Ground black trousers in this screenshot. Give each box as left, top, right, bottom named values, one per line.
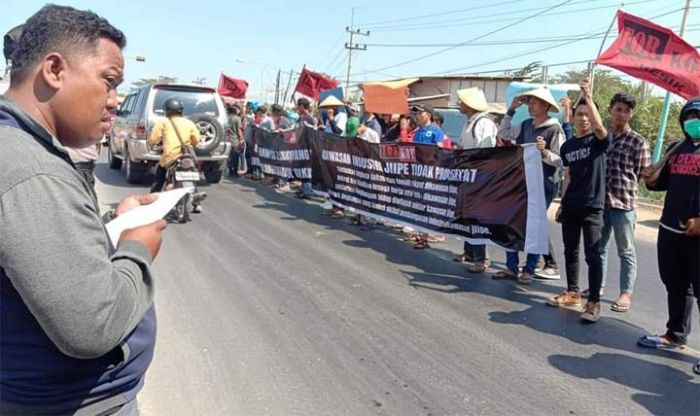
left=150, top=165, right=167, bottom=193
left=658, top=227, right=700, bottom=345
left=561, top=206, right=604, bottom=302
left=462, top=241, right=487, bottom=262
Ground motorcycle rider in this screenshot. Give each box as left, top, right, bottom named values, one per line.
left=148, top=97, right=206, bottom=212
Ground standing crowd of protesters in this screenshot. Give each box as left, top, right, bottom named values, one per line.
left=225, top=81, right=700, bottom=375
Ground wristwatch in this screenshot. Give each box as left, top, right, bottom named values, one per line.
left=101, top=208, right=117, bottom=223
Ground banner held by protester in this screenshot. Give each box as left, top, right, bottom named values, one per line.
left=254, top=126, right=548, bottom=253
left=252, top=127, right=313, bottom=180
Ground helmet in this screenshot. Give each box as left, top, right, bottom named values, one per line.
left=163, top=98, right=183, bottom=115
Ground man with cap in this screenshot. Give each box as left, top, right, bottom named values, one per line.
left=638, top=96, right=700, bottom=375
left=412, top=104, right=445, bottom=147
left=496, top=87, right=565, bottom=284
left=452, top=87, right=498, bottom=273
left=318, top=95, right=347, bottom=135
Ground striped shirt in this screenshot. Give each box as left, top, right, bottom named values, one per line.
left=605, top=126, right=651, bottom=211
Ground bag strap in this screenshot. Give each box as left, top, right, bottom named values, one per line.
left=168, top=117, right=188, bottom=149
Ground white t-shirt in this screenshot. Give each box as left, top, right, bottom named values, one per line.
left=359, top=128, right=380, bottom=144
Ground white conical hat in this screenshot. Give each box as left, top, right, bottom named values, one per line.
left=318, top=95, right=344, bottom=108
left=456, top=87, right=489, bottom=112
left=517, top=87, right=560, bottom=113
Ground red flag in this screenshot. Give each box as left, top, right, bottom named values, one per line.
left=293, top=68, right=339, bottom=100
left=217, top=74, right=249, bottom=99
left=596, top=10, right=700, bottom=99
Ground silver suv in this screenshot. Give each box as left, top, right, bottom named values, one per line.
left=108, top=83, right=231, bottom=184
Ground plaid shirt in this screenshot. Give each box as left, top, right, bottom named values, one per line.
left=605, top=126, right=651, bottom=210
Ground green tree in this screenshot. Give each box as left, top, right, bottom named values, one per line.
left=551, top=68, right=683, bottom=152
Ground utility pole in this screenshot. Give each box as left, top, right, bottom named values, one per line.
left=274, top=69, right=281, bottom=105
left=283, top=69, right=294, bottom=106
left=344, top=7, right=369, bottom=92
left=652, top=0, right=692, bottom=163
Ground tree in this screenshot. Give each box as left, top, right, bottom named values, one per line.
left=551, top=68, right=683, bottom=152
left=512, top=61, right=543, bottom=82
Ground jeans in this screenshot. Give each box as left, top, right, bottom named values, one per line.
left=506, top=179, right=557, bottom=273
left=657, top=227, right=700, bottom=345
left=463, top=241, right=487, bottom=263
left=600, top=208, right=637, bottom=294
left=244, top=141, right=260, bottom=175
left=301, top=180, right=313, bottom=195
left=561, top=206, right=604, bottom=302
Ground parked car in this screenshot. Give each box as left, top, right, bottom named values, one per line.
left=108, top=83, right=231, bottom=184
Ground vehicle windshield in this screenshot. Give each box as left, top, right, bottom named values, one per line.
left=152, top=88, right=219, bottom=117
left=436, top=110, right=466, bottom=140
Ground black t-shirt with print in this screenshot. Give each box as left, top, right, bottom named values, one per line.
left=561, top=132, right=611, bottom=209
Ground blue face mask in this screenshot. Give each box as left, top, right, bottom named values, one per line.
left=684, top=119, right=700, bottom=141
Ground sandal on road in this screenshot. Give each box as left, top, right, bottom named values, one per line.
left=637, top=335, right=685, bottom=350
left=453, top=253, right=472, bottom=263
left=611, top=301, right=631, bottom=313
left=492, top=270, right=517, bottom=280
left=413, top=239, right=430, bottom=249
left=517, top=271, right=533, bottom=286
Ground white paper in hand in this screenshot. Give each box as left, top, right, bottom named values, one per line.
left=105, top=187, right=193, bottom=246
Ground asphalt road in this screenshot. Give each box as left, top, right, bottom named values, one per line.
left=93, top=154, right=700, bottom=416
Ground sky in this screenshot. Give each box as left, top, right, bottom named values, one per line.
left=1, top=0, right=698, bottom=101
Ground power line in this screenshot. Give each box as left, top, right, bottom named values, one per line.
left=317, top=32, right=345, bottom=69
left=366, top=0, right=608, bottom=31
left=362, top=24, right=700, bottom=48
left=350, top=0, right=577, bottom=77
left=324, top=47, right=346, bottom=73
left=369, top=0, right=659, bottom=32
left=356, top=0, right=525, bottom=28
left=435, top=6, right=687, bottom=76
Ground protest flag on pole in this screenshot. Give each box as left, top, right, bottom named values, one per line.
left=293, top=67, right=339, bottom=101
left=596, top=10, right=700, bottom=100
left=217, top=74, right=249, bottom=99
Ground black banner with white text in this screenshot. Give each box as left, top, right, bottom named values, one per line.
left=254, top=126, right=548, bottom=253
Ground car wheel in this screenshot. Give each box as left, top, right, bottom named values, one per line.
left=188, top=114, right=223, bottom=154
left=204, top=163, right=223, bottom=184
left=108, top=141, right=122, bottom=169
left=123, top=147, right=144, bottom=184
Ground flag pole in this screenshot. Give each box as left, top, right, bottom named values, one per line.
left=590, top=8, right=620, bottom=93
left=652, top=0, right=692, bottom=163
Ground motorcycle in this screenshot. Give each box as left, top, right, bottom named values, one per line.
left=164, top=154, right=204, bottom=223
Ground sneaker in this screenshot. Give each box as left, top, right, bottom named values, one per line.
left=581, top=301, right=601, bottom=322
left=547, top=291, right=582, bottom=307
left=192, top=204, right=202, bottom=214
left=534, top=266, right=561, bottom=280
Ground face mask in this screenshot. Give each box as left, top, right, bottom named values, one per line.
left=684, top=119, right=700, bottom=141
